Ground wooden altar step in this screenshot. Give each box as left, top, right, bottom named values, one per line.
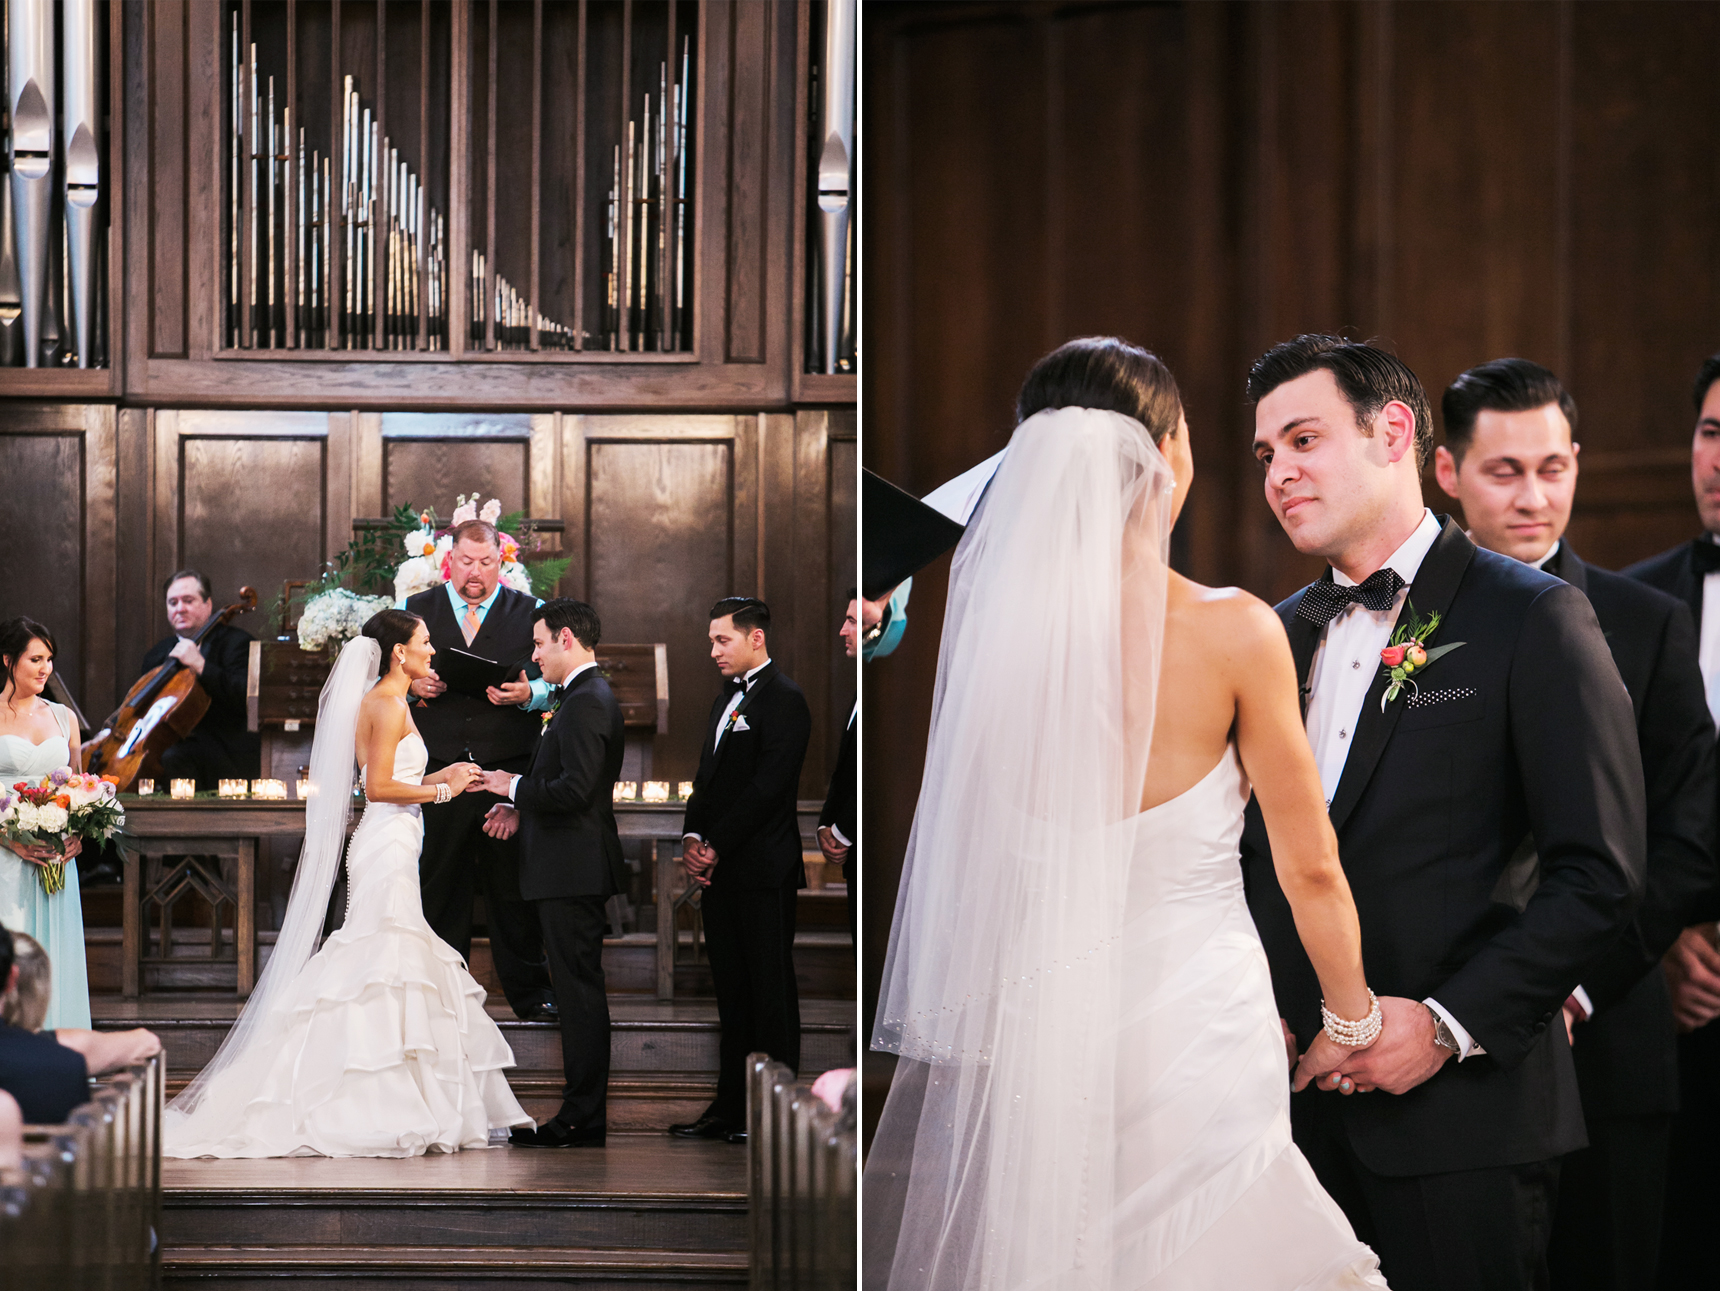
left=159, top=1137, right=749, bottom=1288
left=93, top=996, right=856, bottom=1129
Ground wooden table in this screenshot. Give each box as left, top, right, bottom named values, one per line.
left=116, top=797, right=826, bottom=1002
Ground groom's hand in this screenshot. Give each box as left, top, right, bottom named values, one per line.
left=1664, top=925, right=1720, bottom=1032
left=1335, top=997, right=1453, bottom=1095
left=483, top=805, right=519, bottom=840
left=473, top=768, right=514, bottom=796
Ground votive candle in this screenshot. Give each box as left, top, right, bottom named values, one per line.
left=642, top=781, right=670, bottom=803
left=676, top=781, right=694, bottom=800
left=170, top=779, right=196, bottom=800
left=135, top=779, right=155, bottom=796
left=613, top=781, right=639, bottom=803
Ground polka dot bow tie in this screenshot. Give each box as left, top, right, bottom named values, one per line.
left=1295, top=567, right=1407, bottom=628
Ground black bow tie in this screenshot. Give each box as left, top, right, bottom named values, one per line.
left=1295, top=567, right=1408, bottom=628
left=727, top=675, right=750, bottom=695
left=1692, top=538, right=1720, bottom=576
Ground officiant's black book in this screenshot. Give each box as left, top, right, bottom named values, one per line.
left=437, top=647, right=512, bottom=697
left=863, top=468, right=967, bottom=599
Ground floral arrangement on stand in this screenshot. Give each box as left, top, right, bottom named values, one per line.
left=283, top=493, right=572, bottom=652
left=0, top=770, right=125, bottom=895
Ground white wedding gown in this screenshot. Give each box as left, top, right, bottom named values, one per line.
left=164, top=731, right=531, bottom=1158
left=1110, top=745, right=1386, bottom=1288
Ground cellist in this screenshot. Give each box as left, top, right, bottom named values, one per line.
left=139, top=571, right=261, bottom=790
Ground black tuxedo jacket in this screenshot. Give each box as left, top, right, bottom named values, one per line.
left=1241, top=518, right=1646, bottom=1176
left=143, top=621, right=261, bottom=773
left=513, top=666, right=628, bottom=902
left=1544, top=543, right=1718, bottom=1118
left=820, top=703, right=856, bottom=847
left=1623, top=536, right=1714, bottom=625
left=682, top=662, right=813, bottom=892
left=404, top=585, right=544, bottom=768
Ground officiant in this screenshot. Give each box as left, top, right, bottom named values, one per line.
left=402, top=519, right=558, bottom=1022
left=140, top=570, right=261, bottom=790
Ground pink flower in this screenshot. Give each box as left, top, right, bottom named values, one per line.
left=1380, top=645, right=1407, bottom=668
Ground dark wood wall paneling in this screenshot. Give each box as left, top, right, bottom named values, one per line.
left=864, top=0, right=1720, bottom=1018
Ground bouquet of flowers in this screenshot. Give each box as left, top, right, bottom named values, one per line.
left=0, top=770, right=125, bottom=895
left=297, top=587, right=394, bottom=651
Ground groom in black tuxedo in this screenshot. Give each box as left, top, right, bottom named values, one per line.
left=474, top=598, right=626, bottom=1148
left=1435, top=358, right=1718, bottom=1291
left=1241, top=336, right=1647, bottom=1291
left=670, top=597, right=812, bottom=1144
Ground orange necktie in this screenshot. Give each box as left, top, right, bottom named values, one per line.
left=462, top=604, right=480, bottom=646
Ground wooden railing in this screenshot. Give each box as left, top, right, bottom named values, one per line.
left=746, top=1054, right=856, bottom=1291
left=0, top=1053, right=165, bottom=1290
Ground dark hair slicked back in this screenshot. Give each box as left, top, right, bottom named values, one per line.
left=533, top=598, right=601, bottom=651
left=1694, top=354, right=1720, bottom=415
left=1247, top=334, right=1435, bottom=471
left=1016, top=336, right=1183, bottom=444
left=1441, top=358, right=1578, bottom=464
left=362, top=609, right=425, bottom=678
left=711, top=596, right=770, bottom=638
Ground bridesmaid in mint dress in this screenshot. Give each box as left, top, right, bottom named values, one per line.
left=0, top=618, right=91, bottom=1030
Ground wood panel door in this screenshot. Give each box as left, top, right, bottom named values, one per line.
left=0, top=406, right=118, bottom=721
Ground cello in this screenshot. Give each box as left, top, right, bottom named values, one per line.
left=86, top=587, right=258, bottom=790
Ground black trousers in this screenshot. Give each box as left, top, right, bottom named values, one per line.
left=1657, top=1021, right=1720, bottom=1289
left=1295, top=1092, right=1561, bottom=1291
left=1549, top=1114, right=1672, bottom=1291
left=418, top=755, right=553, bottom=1016
left=701, top=882, right=800, bottom=1122
left=536, top=893, right=611, bottom=1130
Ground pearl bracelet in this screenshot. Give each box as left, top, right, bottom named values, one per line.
left=433, top=783, right=451, bottom=804
left=1320, top=990, right=1382, bottom=1049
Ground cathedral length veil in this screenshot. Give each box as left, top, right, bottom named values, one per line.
left=867, top=407, right=1176, bottom=1290
left=165, top=636, right=378, bottom=1132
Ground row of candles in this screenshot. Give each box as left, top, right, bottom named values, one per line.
left=135, top=778, right=304, bottom=800
left=133, top=778, right=696, bottom=802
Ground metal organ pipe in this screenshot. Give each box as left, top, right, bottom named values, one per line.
left=815, top=0, right=855, bottom=374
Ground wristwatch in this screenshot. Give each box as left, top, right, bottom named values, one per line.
left=1425, top=1004, right=1460, bottom=1056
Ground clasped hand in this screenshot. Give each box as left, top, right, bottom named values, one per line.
left=11, top=836, right=82, bottom=867
left=1287, top=996, right=1453, bottom=1097
left=683, top=838, right=718, bottom=888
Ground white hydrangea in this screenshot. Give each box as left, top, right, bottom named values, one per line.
left=34, top=803, right=68, bottom=832
left=298, top=589, right=394, bottom=652
left=393, top=556, right=442, bottom=602
left=12, top=802, right=39, bottom=831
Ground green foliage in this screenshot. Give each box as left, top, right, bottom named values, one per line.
left=525, top=553, right=573, bottom=597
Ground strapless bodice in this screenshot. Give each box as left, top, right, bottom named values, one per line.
left=0, top=733, right=72, bottom=783
left=361, top=732, right=428, bottom=792
left=1128, top=744, right=1252, bottom=909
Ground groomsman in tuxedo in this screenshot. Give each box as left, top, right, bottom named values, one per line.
left=1622, top=351, right=1720, bottom=1288
left=403, top=520, right=557, bottom=1021
left=1241, top=336, right=1646, bottom=1291
left=474, top=599, right=626, bottom=1148
left=141, top=570, right=261, bottom=789
left=1435, top=358, right=1717, bottom=1291
left=670, top=598, right=812, bottom=1144
left=818, top=593, right=859, bottom=947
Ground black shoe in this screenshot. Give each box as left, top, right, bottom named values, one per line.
left=512, top=1118, right=605, bottom=1148
left=724, top=1128, right=748, bottom=1145
left=519, top=1002, right=559, bottom=1023
left=668, top=1113, right=735, bottom=1140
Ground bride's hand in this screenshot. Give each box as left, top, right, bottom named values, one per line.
left=441, top=763, right=480, bottom=795
left=1293, top=1031, right=1361, bottom=1093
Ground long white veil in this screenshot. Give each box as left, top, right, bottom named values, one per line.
left=864, top=407, right=1176, bottom=1290
left=165, top=636, right=379, bottom=1134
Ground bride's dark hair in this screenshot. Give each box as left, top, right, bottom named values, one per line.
left=1017, top=336, right=1183, bottom=444
left=362, top=609, right=425, bottom=678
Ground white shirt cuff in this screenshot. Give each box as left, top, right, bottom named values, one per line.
left=1570, top=986, right=1595, bottom=1021
left=828, top=823, right=852, bottom=848
left=683, top=832, right=704, bottom=846
left=1423, top=997, right=1486, bottom=1059
left=507, top=774, right=520, bottom=803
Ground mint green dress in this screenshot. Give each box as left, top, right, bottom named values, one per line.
left=0, top=702, right=92, bottom=1030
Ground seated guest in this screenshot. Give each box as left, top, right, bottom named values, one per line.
left=0, top=925, right=89, bottom=1124
left=0, top=1089, right=20, bottom=1170
left=2, top=930, right=160, bottom=1076
left=138, top=569, right=261, bottom=790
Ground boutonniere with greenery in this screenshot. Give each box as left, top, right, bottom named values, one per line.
left=1379, top=601, right=1465, bottom=710
left=541, top=690, right=564, bottom=736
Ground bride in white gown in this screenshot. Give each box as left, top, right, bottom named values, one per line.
left=165, top=611, right=531, bottom=1158
left=865, top=338, right=1391, bottom=1289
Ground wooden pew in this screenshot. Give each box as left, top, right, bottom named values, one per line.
left=0, top=1053, right=164, bottom=1290
left=746, top=1054, right=857, bottom=1291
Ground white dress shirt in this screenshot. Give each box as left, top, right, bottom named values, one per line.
left=1696, top=536, right=1720, bottom=729
left=683, top=659, right=772, bottom=848
left=506, top=661, right=599, bottom=803
left=1303, top=510, right=1485, bottom=1059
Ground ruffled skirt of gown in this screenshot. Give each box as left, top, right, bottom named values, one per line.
left=163, top=795, right=531, bottom=1158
